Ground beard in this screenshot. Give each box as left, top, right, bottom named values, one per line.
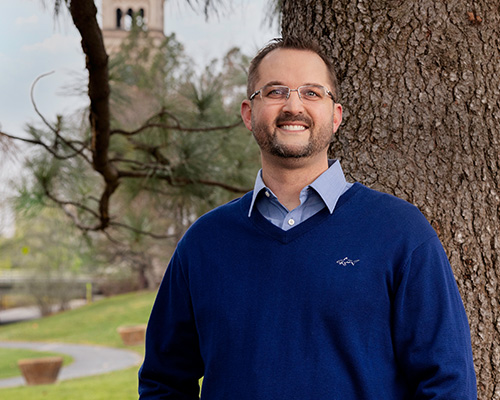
left=251, top=113, right=335, bottom=159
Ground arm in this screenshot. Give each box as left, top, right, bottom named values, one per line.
left=393, top=236, right=477, bottom=399
left=139, top=250, right=204, bottom=399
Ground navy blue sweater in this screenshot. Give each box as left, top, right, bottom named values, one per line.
left=139, top=183, right=477, bottom=399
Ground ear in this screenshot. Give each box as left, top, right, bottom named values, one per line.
left=333, top=103, right=343, bottom=133
left=240, top=99, right=253, bottom=131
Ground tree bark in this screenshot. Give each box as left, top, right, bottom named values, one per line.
left=281, top=0, right=499, bottom=398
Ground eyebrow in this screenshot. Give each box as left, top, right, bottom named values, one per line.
left=263, top=80, right=285, bottom=87
left=263, top=81, right=326, bottom=88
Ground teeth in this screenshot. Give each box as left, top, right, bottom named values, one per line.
left=280, top=125, right=307, bottom=131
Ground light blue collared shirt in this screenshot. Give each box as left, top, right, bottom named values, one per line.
left=248, top=160, right=352, bottom=231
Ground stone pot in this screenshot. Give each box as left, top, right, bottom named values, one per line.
left=18, top=356, right=63, bottom=385
left=117, top=324, right=147, bottom=346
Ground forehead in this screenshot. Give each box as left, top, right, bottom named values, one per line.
left=256, top=48, right=330, bottom=88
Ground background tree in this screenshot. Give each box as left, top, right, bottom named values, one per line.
left=93, top=28, right=258, bottom=287
left=0, top=208, right=93, bottom=316
left=1, top=0, right=255, bottom=233
left=279, top=0, right=499, bottom=397
left=0, top=6, right=259, bottom=288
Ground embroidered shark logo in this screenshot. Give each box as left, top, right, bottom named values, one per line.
left=336, top=257, right=360, bottom=267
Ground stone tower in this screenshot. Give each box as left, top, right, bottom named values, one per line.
left=102, top=0, right=165, bottom=54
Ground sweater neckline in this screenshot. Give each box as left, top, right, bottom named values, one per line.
left=241, top=182, right=362, bottom=244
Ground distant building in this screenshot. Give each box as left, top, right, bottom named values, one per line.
left=101, top=0, right=165, bottom=54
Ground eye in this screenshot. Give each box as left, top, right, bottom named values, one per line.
left=264, top=86, right=288, bottom=98
left=300, top=86, right=324, bottom=100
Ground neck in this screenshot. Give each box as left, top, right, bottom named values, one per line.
left=261, top=154, right=329, bottom=211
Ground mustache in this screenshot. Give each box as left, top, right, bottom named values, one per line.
left=275, top=113, right=312, bottom=127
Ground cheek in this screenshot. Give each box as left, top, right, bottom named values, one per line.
left=312, top=109, right=335, bottom=128
left=254, top=106, right=281, bottom=124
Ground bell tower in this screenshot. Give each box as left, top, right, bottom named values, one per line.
left=102, top=0, right=165, bottom=54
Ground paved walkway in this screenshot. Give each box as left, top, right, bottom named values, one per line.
left=0, top=299, right=89, bottom=325
left=0, top=341, right=143, bottom=388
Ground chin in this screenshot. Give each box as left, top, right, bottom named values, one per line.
left=270, top=145, right=313, bottom=159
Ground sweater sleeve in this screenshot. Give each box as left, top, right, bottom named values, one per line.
left=138, top=250, right=204, bottom=399
left=392, top=235, right=477, bottom=399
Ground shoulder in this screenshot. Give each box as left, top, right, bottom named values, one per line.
left=346, top=183, right=436, bottom=239
left=350, top=182, right=428, bottom=217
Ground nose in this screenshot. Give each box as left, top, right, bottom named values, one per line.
left=282, top=89, right=304, bottom=114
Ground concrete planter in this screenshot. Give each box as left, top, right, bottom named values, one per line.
left=117, top=324, right=147, bottom=346
left=17, top=356, right=63, bottom=385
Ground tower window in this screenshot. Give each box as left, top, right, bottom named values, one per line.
left=116, top=8, right=122, bottom=28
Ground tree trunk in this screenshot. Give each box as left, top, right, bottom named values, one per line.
left=281, top=0, right=499, bottom=398
left=69, top=0, right=119, bottom=230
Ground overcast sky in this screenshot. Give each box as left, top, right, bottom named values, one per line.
left=0, top=0, right=278, bottom=235
left=0, top=0, right=278, bottom=134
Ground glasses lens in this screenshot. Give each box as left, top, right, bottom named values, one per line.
left=299, top=85, right=327, bottom=101
left=258, top=85, right=331, bottom=103
left=261, top=86, right=289, bottom=103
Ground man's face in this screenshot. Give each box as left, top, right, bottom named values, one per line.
left=241, top=49, right=342, bottom=161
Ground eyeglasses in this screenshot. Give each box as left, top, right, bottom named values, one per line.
left=249, top=84, right=335, bottom=104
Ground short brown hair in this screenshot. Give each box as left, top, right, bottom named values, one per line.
left=247, top=36, right=340, bottom=102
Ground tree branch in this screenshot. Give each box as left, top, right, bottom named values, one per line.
left=69, top=0, right=119, bottom=229
left=30, top=71, right=58, bottom=134
left=42, top=186, right=102, bottom=232
left=0, top=130, right=91, bottom=162
left=117, top=168, right=250, bottom=193
left=0, top=131, right=46, bottom=146
left=108, top=221, right=177, bottom=240
left=42, top=181, right=176, bottom=239
left=30, top=72, right=94, bottom=163
left=110, top=118, right=243, bottom=136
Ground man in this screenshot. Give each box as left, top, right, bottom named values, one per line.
left=138, top=37, right=477, bottom=399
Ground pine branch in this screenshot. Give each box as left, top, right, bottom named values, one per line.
left=110, top=107, right=243, bottom=136
left=110, top=120, right=243, bottom=136
left=0, top=130, right=91, bottom=162
left=117, top=169, right=250, bottom=193
left=41, top=180, right=176, bottom=239
left=108, top=221, right=177, bottom=240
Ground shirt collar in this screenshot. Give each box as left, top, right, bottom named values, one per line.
left=248, top=159, right=348, bottom=217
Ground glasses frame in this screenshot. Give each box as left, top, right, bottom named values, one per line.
left=249, top=84, right=336, bottom=103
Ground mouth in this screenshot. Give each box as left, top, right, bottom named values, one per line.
left=278, top=124, right=308, bottom=132
left=276, top=115, right=311, bottom=133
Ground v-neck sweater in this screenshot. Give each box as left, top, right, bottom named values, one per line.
left=139, top=183, right=477, bottom=400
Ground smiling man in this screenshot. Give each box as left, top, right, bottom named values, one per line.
left=138, top=37, right=477, bottom=399
left=243, top=50, right=341, bottom=158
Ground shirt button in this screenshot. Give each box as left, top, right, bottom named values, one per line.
left=288, top=218, right=295, bottom=226
left=265, top=191, right=270, bottom=198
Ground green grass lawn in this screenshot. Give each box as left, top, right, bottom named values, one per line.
left=0, top=291, right=156, bottom=347
left=0, top=291, right=157, bottom=399
left=0, top=366, right=140, bottom=400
